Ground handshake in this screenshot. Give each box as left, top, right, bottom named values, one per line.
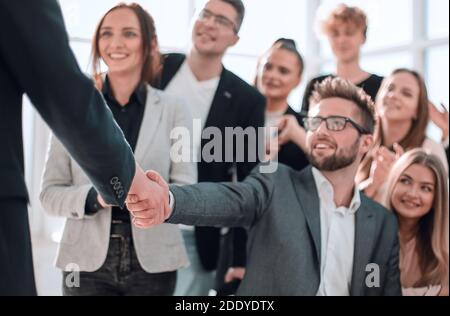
left=125, top=167, right=172, bottom=229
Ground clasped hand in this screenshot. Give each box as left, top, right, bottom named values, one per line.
left=126, top=169, right=171, bottom=229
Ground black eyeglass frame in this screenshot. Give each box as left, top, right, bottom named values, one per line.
left=302, top=115, right=371, bottom=135
left=198, top=9, right=239, bottom=34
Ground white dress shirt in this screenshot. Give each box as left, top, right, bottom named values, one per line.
left=165, top=60, right=220, bottom=158
left=165, top=60, right=220, bottom=231
left=312, top=167, right=361, bottom=296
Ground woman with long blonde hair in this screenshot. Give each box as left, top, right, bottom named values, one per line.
left=384, top=149, right=449, bottom=296
left=356, top=68, right=448, bottom=203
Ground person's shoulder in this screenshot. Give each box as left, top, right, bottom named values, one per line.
left=303, top=74, right=334, bottom=94
left=162, top=53, right=186, bottom=69
left=163, top=52, right=186, bottom=62
left=286, top=106, right=304, bottom=120
left=270, top=163, right=312, bottom=184
left=223, top=68, right=264, bottom=102
left=249, top=163, right=298, bottom=180
left=315, top=74, right=334, bottom=81
left=367, top=74, right=384, bottom=84
left=147, top=85, right=187, bottom=110
left=308, top=74, right=334, bottom=85
left=422, top=137, right=443, bottom=150
left=360, top=194, right=397, bottom=225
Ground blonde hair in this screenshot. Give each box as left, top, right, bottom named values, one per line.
left=383, top=149, right=449, bottom=288
left=321, top=3, right=368, bottom=38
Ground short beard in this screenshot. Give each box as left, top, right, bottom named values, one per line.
left=308, top=138, right=360, bottom=172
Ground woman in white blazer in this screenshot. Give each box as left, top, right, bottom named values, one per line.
left=40, top=3, right=196, bottom=296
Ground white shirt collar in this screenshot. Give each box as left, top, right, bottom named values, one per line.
left=311, top=167, right=361, bottom=215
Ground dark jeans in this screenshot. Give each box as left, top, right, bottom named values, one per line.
left=62, top=222, right=176, bottom=296
left=0, top=198, right=37, bottom=296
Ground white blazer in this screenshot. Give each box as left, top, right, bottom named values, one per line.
left=40, top=85, right=196, bottom=272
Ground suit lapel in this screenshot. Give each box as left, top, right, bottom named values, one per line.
left=291, top=167, right=322, bottom=266
left=160, top=54, right=186, bottom=90
left=134, top=86, right=163, bottom=162
left=350, top=199, right=376, bottom=296
left=203, top=68, right=234, bottom=130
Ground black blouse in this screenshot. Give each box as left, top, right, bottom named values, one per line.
left=301, top=74, right=384, bottom=113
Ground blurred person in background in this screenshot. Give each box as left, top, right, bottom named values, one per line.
left=356, top=69, right=448, bottom=204
left=302, top=3, right=383, bottom=113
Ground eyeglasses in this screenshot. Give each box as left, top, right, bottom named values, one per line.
left=198, top=9, right=238, bottom=34
left=302, top=116, right=370, bottom=134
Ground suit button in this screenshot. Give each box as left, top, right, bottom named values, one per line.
left=110, top=177, right=119, bottom=184
left=71, top=212, right=78, bottom=218
left=118, top=190, right=125, bottom=199
left=113, top=182, right=121, bottom=190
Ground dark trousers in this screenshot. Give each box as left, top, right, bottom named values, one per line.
left=0, top=198, right=37, bottom=296
left=215, top=229, right=241, bottom=296
left=62, top=222, right=176, bottom=296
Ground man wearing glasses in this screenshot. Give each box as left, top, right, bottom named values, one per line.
left=129, top=77, right=402, bottom=296
left=157, top=0, right=265, bottom=296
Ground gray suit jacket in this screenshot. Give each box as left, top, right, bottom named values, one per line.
left=169, top=165, right=401, bottom=296
left=40, top=86, right=196, bottom=272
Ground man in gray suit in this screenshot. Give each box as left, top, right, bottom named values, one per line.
left=128, top=77, right=401, bottom=296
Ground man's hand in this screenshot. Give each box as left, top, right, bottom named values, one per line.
left=224, top=267, right=246, bottom=283
left=126, top=169, right=171, bottom=229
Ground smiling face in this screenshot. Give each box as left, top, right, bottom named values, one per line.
left=258, top=47, right=301, bottom=101
left=192, top=0, right=239, bottom=57
left=391, top=163, right=436, bottom=222
left=376, top=71, right=420, bottom=123
left=98, top=8, right=144, bottom=76
left=306, top=97, right=372, bottom=171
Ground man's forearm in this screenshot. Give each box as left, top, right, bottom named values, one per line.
left=167, top=183, right=257, bottom=228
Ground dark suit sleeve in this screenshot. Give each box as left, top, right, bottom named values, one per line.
left=0, top=0, right=135, bottom=206
left=168, top=167, right=274, bottom=228
left=383, top=217, right=402, bottom=296
left=231, top=228, right=247, bottom=267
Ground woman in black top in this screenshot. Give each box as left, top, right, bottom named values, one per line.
left=256, top=38, right=309, bottom=171
left=302, top=4, right=383, bottom=113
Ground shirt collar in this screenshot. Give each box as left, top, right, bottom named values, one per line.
left=102, top=75, right=147, bottom=107
left=312, top=167, right=361, bottom=215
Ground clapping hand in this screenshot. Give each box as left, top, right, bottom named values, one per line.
left=277, top=115, right=307, bottom=151
left=428, top=101, right=449, bottom=142
left=370, top=143, right=404, bottom=188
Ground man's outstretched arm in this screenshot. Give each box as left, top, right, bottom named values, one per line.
left=0, top=1, right=163, bottom=207
left=127, top=169, right=275, bottom=229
